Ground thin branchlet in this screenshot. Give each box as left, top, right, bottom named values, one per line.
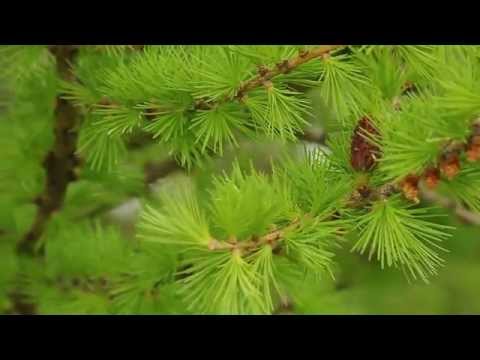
left=207, top=218, right=302, bottom=253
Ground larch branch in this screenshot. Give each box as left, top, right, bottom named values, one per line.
left=16, top=45, right=82, bottom=255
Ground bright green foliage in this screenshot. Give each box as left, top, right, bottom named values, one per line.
left=189, top=46, right=253, bottom=100
left=44, top=221, right=130, bottom=278
left=136, top=163, right=345, bottom=314
left=318, top=52, right=372, bottom=122
left=138, top=181, right=211, bottom=247
left=276, top=149, right=353, bottom=216
left=208, top=163, right=290, bottom=240
left=78, top=114, right=128, bottom=172
left=248, top=245, right=282, bottom=313
left=2, top=45, right=480, bottom=315
left=190, top=103, right=250, bottom=154
left=350, top=196, right=453, bottom=283
left=355, top=47, right=407, bottom=101
left=58, top=45, right=339, bottom=170
left=245, top=86, right=311, bottom=140
left=282, top=217, right=341, bottom=279
left=178, top=250, right=264, bottom=314
left=377, top=95, right=443, bottom=181
left=0, top=46, right=53, bottom=84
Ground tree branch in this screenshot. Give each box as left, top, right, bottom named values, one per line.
left=16, top=45, right=82, bottom=255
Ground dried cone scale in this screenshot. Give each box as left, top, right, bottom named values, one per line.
left=424, top=167, right=440, bottom=189
left=401, top=175, right=420, bottom=203
left=466, top=137, right=480, bottom=162
left=467, top=120, right=480, bottom=162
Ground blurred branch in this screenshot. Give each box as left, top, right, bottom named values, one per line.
left=273, top=295, right=295, bottom=315
left=17, top=45, right=82, bottom=256
left=419, top=182, right=480, bottom=226
left=126, top=131, right=155, bottom=150
left=144, top=158, right=183, bottom=184
left=299, top=128, right=326, bottom=145
left=74, top=158, right=183, bottom=221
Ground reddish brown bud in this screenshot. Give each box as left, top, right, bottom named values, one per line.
left=440, top=153, right=461, bottom=180
left=350, top=116, right=381, bottom=172
left=401, top=175, right=420, bottom=203
left=466, top=135, right=480, bottom=162
left=424, top=167, right=440, bottom=189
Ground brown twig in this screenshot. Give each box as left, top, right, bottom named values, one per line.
left=16, top=45, right=82, bottom=255
left=236, top=46, right=343, bottom=98
left=207, top=218, right=302, bottom=253
left=193, top=45, right=344, bottom=110
left=72, top=158, right=184, bottom=221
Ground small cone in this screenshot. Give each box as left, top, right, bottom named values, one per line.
left=350, top=116, right=381, bottom=172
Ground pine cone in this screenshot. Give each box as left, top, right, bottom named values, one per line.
left=350, top=116, right=381, bottom=172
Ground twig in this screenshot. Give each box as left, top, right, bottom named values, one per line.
left=72, top=158, right=184, bottom=221
left=207, top=218, right=302, bottom=252
left=298, top=128, right=326, bottom=145
left=233, top=46, right=342, bottom=100
left=273, top=295, right=295, bottom=315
